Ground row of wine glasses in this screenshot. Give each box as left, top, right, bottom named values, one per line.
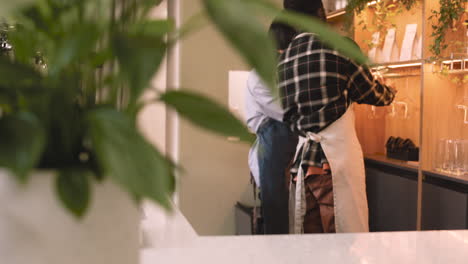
left=434, top=139, right=468, bottom=177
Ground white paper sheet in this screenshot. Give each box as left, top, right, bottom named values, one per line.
left=368, top=32, right=380, bottom=62
left=382, top=28, right=396, bottom=63
left=413, top=35, right=422, bottom=60
left=391, top=42, right=400, bottom=62
left=400, top=24, right=418, bottom=61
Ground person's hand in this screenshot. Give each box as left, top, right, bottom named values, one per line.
left=373, top=71, right=397, bottom=94
left=374, top=71, right=386, bottom=84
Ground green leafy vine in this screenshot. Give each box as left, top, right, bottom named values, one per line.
left=346, top=0, right=417, bottom=14
left=346, top=0, right=419, bottom=48
left=429, top=0, right=467, bottom=56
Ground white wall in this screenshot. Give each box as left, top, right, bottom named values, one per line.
left=176, top=0, right=282, bottom=236
left=139, top=0, right=283, bottom=237
left=138, top=0, right=197, bottom=246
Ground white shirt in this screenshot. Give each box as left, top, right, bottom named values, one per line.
left=245, top=71, right=284, bottom=186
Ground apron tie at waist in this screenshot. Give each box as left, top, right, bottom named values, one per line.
left=300, top=132, right=322, bottom=163
left=306, top=132, right=322, bottom=143
left=290, top=132, right=323, bottom=234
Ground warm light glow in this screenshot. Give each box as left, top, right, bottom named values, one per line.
left=387, top=62, right=422, bottom=69
left=367, top=0, right=380, bottom=6
left=327, top=10, right=346, bottom=19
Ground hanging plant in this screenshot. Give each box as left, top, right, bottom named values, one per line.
left=439, top=64, right=468, bottom=85
left=346, top=0, right=419, bottom=48
left=429, top=0, right=467, bottom=57
left=0, top=0, right=372, bottom=218
left=345, top=0, right=376, bottom=15
left=346, top=0, right=417, bottom=15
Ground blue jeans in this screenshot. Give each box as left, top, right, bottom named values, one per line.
left=257, top=119, right=298, bottom=234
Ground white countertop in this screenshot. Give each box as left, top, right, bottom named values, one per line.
left=141, top=230, right=468, bottom=264
left=140, top=204, right=468, bottom=264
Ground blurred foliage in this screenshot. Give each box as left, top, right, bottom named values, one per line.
left=0, top=0, right=368, bottom=217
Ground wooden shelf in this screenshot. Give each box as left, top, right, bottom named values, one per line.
left=434, top=56, right=468, bottom=74
left=421, top=63, right=467, bottom=172
left=351, top=0, right=468, bottom=227
left=370, top=60, right=424, bottom=69
left=445, top=69, right=468, bottom=74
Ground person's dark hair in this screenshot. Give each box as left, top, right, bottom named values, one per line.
left=283, top=0, right=327, bottom=21
left=269, top=21, right=298, bottom=51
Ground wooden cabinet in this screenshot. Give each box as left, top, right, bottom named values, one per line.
left=422, top=171, right=468, bottom=230
left=330, top=0, right=468, bottom=230
left=365, top=159, right=418, bottom=231
left=365, top=158, right=468, bottom=231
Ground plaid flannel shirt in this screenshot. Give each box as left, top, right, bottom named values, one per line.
left=278, top=33, right=395, bottom=176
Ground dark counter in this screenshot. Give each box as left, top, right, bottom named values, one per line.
left=365, top=155, right=468, bottom=231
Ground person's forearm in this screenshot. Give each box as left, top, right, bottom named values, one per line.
left=349, top=64, right=396, bottom=106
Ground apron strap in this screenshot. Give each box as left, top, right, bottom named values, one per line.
left=306, top=132, right=322, bottom=143
left=251, top=173, right=261, bottom=234
left=290, top=132, right=322, bottom=234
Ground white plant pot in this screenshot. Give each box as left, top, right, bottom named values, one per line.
left=0, top=169, right=140, bottom=264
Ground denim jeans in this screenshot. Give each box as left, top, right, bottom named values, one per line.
left=257, top=119, right=298, bottom=234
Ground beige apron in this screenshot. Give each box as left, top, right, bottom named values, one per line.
left=289, top=105, right=369, bottom=233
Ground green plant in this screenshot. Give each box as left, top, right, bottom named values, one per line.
left=346, top=0, right=417, bottom=15
left=429, top=0, right=467, bottom=56
left=346, top=0, right=418, bottom=47
left=438, top=64, right=468, bottom=85
left=0, top=0, right=368, bottom=218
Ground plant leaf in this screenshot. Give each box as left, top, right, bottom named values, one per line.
left=113, top=32, right=167, bottom=105
left=8, top=26, right=40, bottom=65
left=160, top=90, right=255, bottom=144
left=173, top=11, right=209, bottom=41
left=128, top=19, right=175, bottom=36
left=132, top=0, right=165, bottom=17
left=0, top=58, right=42, bottom=90
left=0, top=112, right=45, bottom=182
left=90, top=49, right=113, bottom=68
left=142, top=0, right=164, bottom=8
left=248, top=0, right=369, bottom=64
left=56, top=169, right=92, bottom=218
left=86, top=108, right=175, bottom=209
left=49, top=23, right=101, bottom=75
left=0, top=0, right=36, bottom=17
left=202, top=0, right=277, bottom=91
